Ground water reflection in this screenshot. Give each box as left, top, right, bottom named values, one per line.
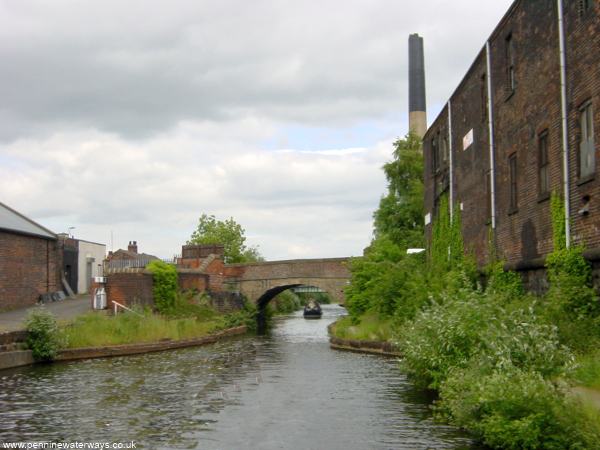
left=0, top=305, right=476, bottom=449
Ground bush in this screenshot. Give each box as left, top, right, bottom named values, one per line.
left=269, top=290, right=302, bottom=314
left=146, top=260, right=178, bottom=314
left=25, top=308, right=63, bottom=361
left=398, top=277, right=573, bottom=389
left=486, top=260, right=524, bottom=300
left=221, top=299, right=258, bottom=333
left=438, top=366, right=600, bottom=449
left=398, top=284, right=492, bottom=388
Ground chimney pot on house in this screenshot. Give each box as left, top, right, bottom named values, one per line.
left=128, top=241, right=138, bottom=254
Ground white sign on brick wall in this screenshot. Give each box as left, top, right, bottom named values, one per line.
left=463, top=129, right=473, bottom=150
left=424, top=212, right=431, bottom=226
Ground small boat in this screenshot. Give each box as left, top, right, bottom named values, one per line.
left=303, top=299, right=322, bottom=319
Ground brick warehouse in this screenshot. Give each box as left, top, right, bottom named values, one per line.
left=424, top=0, right=599, bottom=289
left=0, top=202, right=61, bottom=310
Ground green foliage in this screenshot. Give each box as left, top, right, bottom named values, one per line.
left=25, top=308, right=63, bottom=361
left=429, top=195, right=465, bottom=274
left=573, top=351, right=600, bottom=389
left=188, top=214, right=262, bottom=263
left=62, top=308, right=221, bottom=348
left=146, top=260, right=178, bottom=314
left=374, top=132, right=424, bottom=249
left=295, top=291, right=331, bottom=304
left=399, top=281, right=572, bottom=389
left=486, top=260, right=524, bottom=300
left=339, top=114, right=600, bottom=450
left=269, top=290, right=303, bottom=314
left=330, top=311, right=394, bottom=342
left=221, top=299, right=259, bottom=333
left=551, top=191, right=566, bottom=252
left=439, top=367, right=600, bottom=450
left=545, top=193, right=598, bottom=320
left=344, top=237, right=428, bottom=319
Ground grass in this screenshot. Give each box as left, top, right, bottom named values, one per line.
left=573, top=351, right=600, bottom=390
left=330, top=311, right=394, bottom=342
left=61, top=310, right=225, bottom=349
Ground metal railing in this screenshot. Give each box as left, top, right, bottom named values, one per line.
left=103, top=258, right=156, bottom=271
left=112, top=300, right=144, bottom=317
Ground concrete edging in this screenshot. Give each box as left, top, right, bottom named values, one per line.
left=0, top=325, right=247, bottom=371
left=327, top=322, right=402, bottom=357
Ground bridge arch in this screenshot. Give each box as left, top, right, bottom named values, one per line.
left=229, top=258, right=350, bottom=308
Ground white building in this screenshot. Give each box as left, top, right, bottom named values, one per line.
left=77, top=239, right=106, bottom=293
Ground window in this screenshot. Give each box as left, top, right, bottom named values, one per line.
left=432, top=136, right=438, bottom=173
left=579, top=102, right=595, bottom=178
left=481, top=73, right=488, bottom=123
left=509, top=153, right=518, bottom=212
left=538, top=131, right=550, bottom=197
left=506, top=34, right=515, bottom=94
left=579, top=0, right=592, bottom=18
left=441, top=134, right=448, bottom=165
left=485, top=171, right=492, bottom=223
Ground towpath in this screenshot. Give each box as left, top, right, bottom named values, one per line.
left=0, top=295, right=91, bottom=332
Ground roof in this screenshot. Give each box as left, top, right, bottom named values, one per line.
left=0, top=202, right=57, bottom=240
left=107, top=249, right=159, bottom=260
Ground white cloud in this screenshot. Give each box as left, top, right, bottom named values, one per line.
left=0, top=0, right=515, bottom=259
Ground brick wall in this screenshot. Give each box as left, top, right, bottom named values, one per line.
left=424, top=0, right=600, bottom=269
left=178, top=271, right=209, bottom=291
left=105, top=271, right=154, bottom=309
left=105, top=270, right=214, bottom=309
left=0, top=230, right=60, bottom=310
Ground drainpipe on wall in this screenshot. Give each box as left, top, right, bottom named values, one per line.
left=448, top=100, right=454, bottom=220
left=485, top=41, right=497, bottom=231
left=557, top=0, right=571, bottom=248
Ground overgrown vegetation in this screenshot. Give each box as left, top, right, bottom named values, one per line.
left=146, top=260, right=179, bottom=314
left=335, top=132, right=600, bottom=449
left=25, top=308, right=63, bottom=361
left=329, top=311, right=393, bottom=342
left=62, top=291, right=256, bottom=348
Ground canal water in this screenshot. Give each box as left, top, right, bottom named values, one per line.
left=0, top=305, right=477, bottom=449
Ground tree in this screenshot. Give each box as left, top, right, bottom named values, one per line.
left=373, top=132, right=424, bottom=250
left=188, top=214, right=263, bottom=263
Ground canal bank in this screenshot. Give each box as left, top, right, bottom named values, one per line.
left=327, top=322, right=401, bottom=357
left=0, top=304, right=476, bottom=449
left=0, top=326, right=247, bottom=371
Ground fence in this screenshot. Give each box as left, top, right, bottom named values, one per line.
left=103, top=258, right=157, bottom=271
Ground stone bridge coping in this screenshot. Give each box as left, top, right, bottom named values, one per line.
left=225, top=257, right=351, bottom=268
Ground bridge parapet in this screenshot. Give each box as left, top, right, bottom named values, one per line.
left=228, top=257, right=351, bottom=307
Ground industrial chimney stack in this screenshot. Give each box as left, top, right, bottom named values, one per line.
left=408, top=33, right=427, bottom=138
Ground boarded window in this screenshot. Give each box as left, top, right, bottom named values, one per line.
left=432, top=137, right=438, bottom=173
left=441, top=134, right=449, bottom=165
left=580, top=102, right=595, bottom=178
left=485, top=171, right=492, bottom=223
left=539, top=131, right=550, bottom=196
left=509, top=153, right=518, bottom=212
left=506, top=34, right=515, bottom=94
left=579, top=0, right=592, bottom=18
left=481, top=73, right=488, bottom=123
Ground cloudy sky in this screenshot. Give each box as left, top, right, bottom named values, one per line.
left=0, top=0, right=513, bottom=260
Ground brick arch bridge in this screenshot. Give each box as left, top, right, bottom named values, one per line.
left=225, top=258, right=351, bottom=309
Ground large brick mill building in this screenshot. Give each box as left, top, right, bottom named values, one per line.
left=0, top=202, right=61, bottom=310
left=423, top=0, right=599, bottom=288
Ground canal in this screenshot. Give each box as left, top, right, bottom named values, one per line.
left=0, top=305, right=476, bottom=449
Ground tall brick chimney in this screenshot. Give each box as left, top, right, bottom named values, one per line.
left=409, top=33, right=427, bottom=138
left=128, top=241, right=138, bottom=254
